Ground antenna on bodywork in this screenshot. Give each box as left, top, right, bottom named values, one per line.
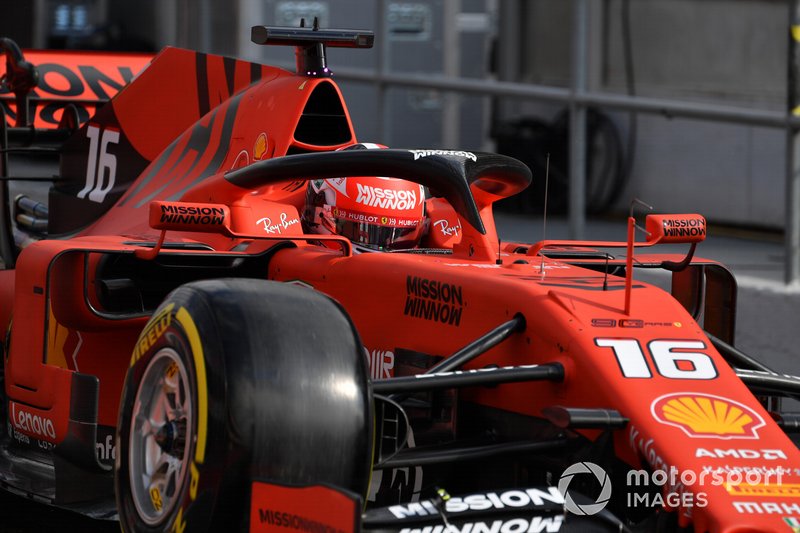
left=539, top=153, right=551, bottom=276
left=624, top=198, right=653, bottom=314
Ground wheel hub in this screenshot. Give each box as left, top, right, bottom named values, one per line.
left=154, top=419, right=187, bottom=456
left=128, top=348, right=193, bottom=526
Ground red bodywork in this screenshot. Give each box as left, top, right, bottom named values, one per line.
left=1, top=44, right=798, bottom=533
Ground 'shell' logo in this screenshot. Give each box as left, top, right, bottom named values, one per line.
left=651, top=393, right=765, bottom=439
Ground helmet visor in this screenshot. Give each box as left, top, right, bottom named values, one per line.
left=335, top=219, right=421, bottom=251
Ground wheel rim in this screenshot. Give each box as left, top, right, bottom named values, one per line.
left=129, top=348, right=193, bottom=526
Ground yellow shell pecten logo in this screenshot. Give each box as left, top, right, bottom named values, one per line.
left=253, top=132, right=268, bottom=160
left=651, top=393, right=765, bottom=439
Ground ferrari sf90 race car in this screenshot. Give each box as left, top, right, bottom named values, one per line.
left=0, top=24, right=799, bottom=533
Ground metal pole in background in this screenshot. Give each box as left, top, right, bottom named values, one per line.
left=495, top=0, right=522, bottom=128
left=442, top=0, right=461, bottom=149
left=199, top=0, right=211, bottom=52
left=378, top=0, right=389, bottom=144
left=787, top=0, right=800, bottom=285
left=569, top=0, right=588, bottom=239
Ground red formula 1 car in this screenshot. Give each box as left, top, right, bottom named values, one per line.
left=0, top=24, right=799, bottom=533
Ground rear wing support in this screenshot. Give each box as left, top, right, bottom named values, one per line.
left=0, top=106, right=13, bottom=267
left=0, top=37, right=38, bottom=267
left=0, top=37, right=37, bottom=127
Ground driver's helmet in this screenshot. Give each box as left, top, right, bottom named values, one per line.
left=302, top=143, right=426, bottom=251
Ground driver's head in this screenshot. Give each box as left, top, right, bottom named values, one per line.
left=302, top=143, right=426, bottom=251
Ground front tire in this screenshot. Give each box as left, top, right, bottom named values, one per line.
left=116, top=279, right=372, bottom=532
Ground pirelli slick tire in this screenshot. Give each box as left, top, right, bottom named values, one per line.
left=115, top=279, right=373, bottom=532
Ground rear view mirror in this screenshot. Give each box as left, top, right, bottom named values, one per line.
left=148, top=201, right=231, bottom=234
left=645, top=214, right=706, bottom=244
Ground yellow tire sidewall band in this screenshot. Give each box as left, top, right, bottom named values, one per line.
left=176, top=307, right=208, bottom=465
